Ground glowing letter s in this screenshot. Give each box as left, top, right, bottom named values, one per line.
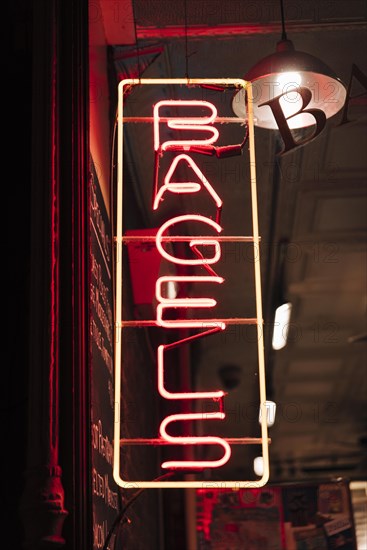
left=160, top=413, right=231, bottom=469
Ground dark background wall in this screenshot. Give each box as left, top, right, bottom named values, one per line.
left=6, top=1, right=32, bottom=546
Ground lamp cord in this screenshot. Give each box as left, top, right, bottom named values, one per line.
left=184, top=0, right=189, bottom=78
left=132, top=0, right=141, bottom=80
left=280, top=0, right=287, bottom=41
left=101, top=472, right=177, bottom=550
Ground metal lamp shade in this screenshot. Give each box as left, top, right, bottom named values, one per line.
left=232, top=40, right=347, bottom=130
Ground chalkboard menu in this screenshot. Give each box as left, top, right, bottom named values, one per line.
left=90, top=159, right=119, bottom=549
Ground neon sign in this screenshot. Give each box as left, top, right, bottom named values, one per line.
left=153, top=100, right=219, bottom=151
left=153, top=154, right=223, bottom=210
left=114, top=79, right=270, bottom=488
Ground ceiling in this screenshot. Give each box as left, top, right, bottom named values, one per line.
left=103, top=0, right=367, bottom=484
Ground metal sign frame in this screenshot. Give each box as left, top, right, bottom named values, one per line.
left=114, top=78, right=269, bottom=488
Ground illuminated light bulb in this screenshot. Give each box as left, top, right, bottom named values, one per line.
left=272, top=71, right=303, bottom=120
left=272, top=302, right=292, bottom=350
left=275, top=71, right=302, bottom=91
left=232, top=41, right=346, bottom=129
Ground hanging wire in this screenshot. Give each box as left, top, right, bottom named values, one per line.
left=132, top=0, right=142, bottom=80
left=280, top=0, right=287, bottom=41
left=101, top=472, right=177, bottom=550
left=102, top=486, right=144, bottom=550
left=184, top=0, right=189, bottom=78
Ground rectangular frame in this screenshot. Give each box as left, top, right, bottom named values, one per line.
left=113, top=78, right=269, bottom=488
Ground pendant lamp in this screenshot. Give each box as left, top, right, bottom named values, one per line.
left=232, top=0, right=346, bottom=129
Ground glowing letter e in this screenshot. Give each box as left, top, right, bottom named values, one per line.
left=156, top=275, right=225, bottom=328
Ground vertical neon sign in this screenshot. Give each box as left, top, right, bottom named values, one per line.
left=114, top=79, right=269, bottom=488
